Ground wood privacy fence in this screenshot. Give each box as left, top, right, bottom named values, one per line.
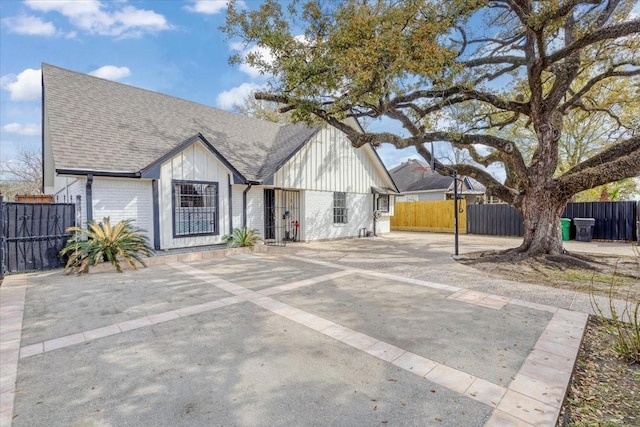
left=391, top=200, right=467, bottom=233
left=466, top=201, right=638, bottom=241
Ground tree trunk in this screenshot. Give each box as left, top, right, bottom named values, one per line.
left=516, top=188, right=568, bottom=256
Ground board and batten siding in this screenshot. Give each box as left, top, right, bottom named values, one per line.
left=272, top=126, right=392, bottom=193
left=158, top=141, right=231, bottom=249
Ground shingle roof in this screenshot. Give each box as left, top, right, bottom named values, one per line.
left=389, top=159, right=454, bottom=192
left=42, top=63, right=320, bottom=182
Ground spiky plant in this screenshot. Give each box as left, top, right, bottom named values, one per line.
left=223, top=227, right=262, bottom=250
left=60, top=217, right=154, bottom=274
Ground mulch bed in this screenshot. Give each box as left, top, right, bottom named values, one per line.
left=558, top=316, right=639, bottom=426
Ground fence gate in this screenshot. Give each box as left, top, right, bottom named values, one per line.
left=263, top=189, right=300, bottom=246
left=0, top=200, right=77, bottom=278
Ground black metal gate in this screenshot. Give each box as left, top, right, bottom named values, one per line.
left=263, top=189, right=300, bottom=246
left=0, top=198, right=77, bottom=277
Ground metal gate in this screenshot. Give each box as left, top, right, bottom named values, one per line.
left=0, top=198, right=77, bottom=277
left=263, top=189, right=300, bottom=246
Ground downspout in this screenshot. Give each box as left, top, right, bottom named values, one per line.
left=242, top=182, right=252, bottom=228
left=41, top=72, right=45, bottom=194
left=228, top=175, right=233, bottom=233
left=86, top=173, right=93, bottom=223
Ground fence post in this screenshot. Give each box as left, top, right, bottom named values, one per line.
left=0, top=194, right=5, bottom=280
left=637, top=201, right=639, bottom=245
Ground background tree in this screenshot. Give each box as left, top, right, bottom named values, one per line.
left=232, top=93, right=293, bottom=124
left=0, top=150, right=43, bottom=200
left=223, top=0, right=640, bottom=261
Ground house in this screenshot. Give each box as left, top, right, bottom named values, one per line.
left=42, top=64, right=399, bottom=250
left=389, top=159, right=485, bottom=204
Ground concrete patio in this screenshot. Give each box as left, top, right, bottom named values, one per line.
left=3, top=232, right=628, bottom=426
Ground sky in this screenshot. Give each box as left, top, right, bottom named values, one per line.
left=0, top=0, right=421, bottom=172
left=2, top=1, right=637, bottom=182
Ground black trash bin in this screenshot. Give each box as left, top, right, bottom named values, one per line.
left=573, top=218, right=595, bottom=242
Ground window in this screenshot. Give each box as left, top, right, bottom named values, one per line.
left=377, top=195, right=389, bottom=212
left=173, top=181, right=219, bottom=237
left=333, top=192, right=348, bottom=224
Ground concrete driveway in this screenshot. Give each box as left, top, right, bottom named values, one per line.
left=1, top=232, right=611, bottom=426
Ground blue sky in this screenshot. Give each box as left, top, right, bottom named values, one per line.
left=0, top=0, right=419, bottom=171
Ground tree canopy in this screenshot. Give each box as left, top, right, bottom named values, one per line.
left=223, top=0, right=640, bottom=257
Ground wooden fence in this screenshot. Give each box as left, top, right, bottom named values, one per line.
left=391, top=200, right=467, bottom=233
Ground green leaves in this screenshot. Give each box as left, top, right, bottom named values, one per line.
left=59, top=217, right=154, bottom=275
left=223, top=226, right=263, bottom=250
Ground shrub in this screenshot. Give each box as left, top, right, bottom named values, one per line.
left=223, top=227, right=262, bottom=250
left=60, top=217, right=154, bottom=274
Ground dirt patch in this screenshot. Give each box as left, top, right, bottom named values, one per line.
left=457, top=253, right=639, bottom=300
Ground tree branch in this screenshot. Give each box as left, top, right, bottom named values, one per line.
left=546, top=19, right=640, bottom=65
left=556, top=141, right=640, bottom=196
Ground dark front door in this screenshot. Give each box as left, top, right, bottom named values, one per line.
left=264, top=189, right=276, bottom=241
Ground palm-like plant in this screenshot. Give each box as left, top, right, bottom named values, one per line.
left=60, top=217, right=154, bottom=274
left=223, top=227, right=262, bottom=250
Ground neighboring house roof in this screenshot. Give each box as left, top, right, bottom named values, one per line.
left=42, top=63, right=321, bottom=183
left=389, top=158, right=483, bottom=195
left=390, top=159, right=452, bottom=191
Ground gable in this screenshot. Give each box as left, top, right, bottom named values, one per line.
left=159, top=139, right=233, bottom=184
left=271, top=126, right=397, bottom=193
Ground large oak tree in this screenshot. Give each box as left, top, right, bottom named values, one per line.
left=223, top=0, right=640, bottom=259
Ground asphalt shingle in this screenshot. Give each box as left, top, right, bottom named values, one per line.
left=42, top=63, right=319, bottom=182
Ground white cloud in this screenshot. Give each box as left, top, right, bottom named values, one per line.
left=89, top=65, right=131, bottom=81
left=630, top=3, right=639, bottom=19
left=2, top=123, right=41, bottom=136
left=237, top=45, right=275, bottom=79
left=1, top=68, right=41, bottom=101
left=1, top=14, right=56, bottom=36
left=23, top=0, right=171, bottom=38
left=185, top=0, right=245, bottom=15
left=216, top=82, right=265, bottom=110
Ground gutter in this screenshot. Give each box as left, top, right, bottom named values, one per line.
left=57, top=168, right=141, bottom=178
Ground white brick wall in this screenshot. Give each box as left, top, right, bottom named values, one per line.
left=231, top=184, right=264, bottom=234
left=246, top=187, right=264, bottom=233
left=303, top=190, right=374, bottom=241
left=91, top=178, right=154, bottom=248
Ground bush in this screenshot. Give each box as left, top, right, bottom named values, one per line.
left=60, top=217, right=154, bottom=274
left=223, top=227, right=262, bottom=250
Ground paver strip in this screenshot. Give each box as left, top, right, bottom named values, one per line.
left=4, top=251, right=588, bottom=427
left=0, top=276, right=27, bottom=427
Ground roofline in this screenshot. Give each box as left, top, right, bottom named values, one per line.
left=140, top=134, right=247, bottom=182
left=401, top=189, right=448, bottom=194
left=56, top=168, right=141, bottom=178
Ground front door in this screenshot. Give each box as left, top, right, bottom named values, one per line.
left=263, top=189, right=300, bottom=245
